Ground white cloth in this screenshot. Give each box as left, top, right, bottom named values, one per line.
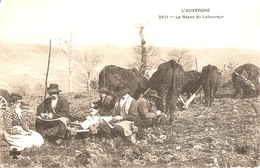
left=4, top=126, right=44, bottom=151
left=80, top=116, right=113, bottom=130
left=80, top=116, right=100, bottom=129
left=14, top=108, right=22, bottom=119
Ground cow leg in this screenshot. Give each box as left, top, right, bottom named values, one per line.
left=235, top=88, right=243, bottom=98
left=210, top=86, right=217, bottom=106
left=204, top=87, right=209, bottom=107
left=209, top=85, right=213, bottom=106
left=169, top=91, right=178, bottom=124
left=161, top=95, right=166, bottom=113
left=187, top=92, right=191, bottom=99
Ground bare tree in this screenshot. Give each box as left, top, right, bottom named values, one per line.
left=222, top=60, right=239, bottom=86
left=225, top=60, right=238, bottom=72
left=128, top=22, right=160, bottom=76
left=77, top=50, right=102, bottom=91
left=8, top=75, right=31, bottom=96
left=33, top=84, right=45, bottom=96
left=166, top=49, right=194, bottom=71
left=58, top=33, right=77, bottom=92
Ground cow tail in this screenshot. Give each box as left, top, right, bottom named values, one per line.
left=102, top=67, right=106, bottom=86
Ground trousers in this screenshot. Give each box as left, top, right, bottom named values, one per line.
left=35, top=118, right=67, bottom=138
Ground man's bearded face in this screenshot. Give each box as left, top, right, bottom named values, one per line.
left=49, top=93, right=58, bottom=100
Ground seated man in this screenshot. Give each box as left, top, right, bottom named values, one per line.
left=90, top=86, right=115, bottom=116
left=98, top=85, right=140, bottom=143
left=36, top=83, right=70, bottom=145
left=135, top=89, right=164, bottom=129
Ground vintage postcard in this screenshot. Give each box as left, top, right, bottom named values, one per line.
left=0, top=0, right=259, bottom=167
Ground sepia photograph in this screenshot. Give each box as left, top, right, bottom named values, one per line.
left=0, top=0, right=259, bottom=167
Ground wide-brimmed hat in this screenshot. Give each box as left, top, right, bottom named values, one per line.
left=111, top=85, right=130, bottom=95
left=97, top=86, right=109, bottom=93
left=144, top=90, right=162, bottom=99
left=47, top=83, right=62, bottom=94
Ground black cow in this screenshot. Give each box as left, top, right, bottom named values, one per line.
left=99, top=65, right=149, bottom=100
left=199, top=64, right=221, bottom=107
left=182, top=70, right=201, bottom=99
left=149, top=59, right=186, bottom=123
left=232, top=63, right=260, bottom=98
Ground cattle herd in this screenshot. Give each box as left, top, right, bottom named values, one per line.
left=99, top=59, right=260, bottom=123
left=0, top=59, right=259, bottom=122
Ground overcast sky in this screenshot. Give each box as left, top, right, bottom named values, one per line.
left=0, top=0, right=260, bottom=49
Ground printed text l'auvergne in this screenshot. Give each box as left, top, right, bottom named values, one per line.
left=181, top=9, right=210, bottom=12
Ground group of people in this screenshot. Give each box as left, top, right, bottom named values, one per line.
left=90, top=84, right=164, bottom=143
left=2, top=83, right=164, bottom=151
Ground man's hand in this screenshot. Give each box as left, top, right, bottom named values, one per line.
left=89, top=108, right=98, bottom=116
left=48, top=113, right=53, bottom=119
left=40, top=113, right=47, bottom=119
left=113, top=115, right=123, bottom=122
left=12, top=127, right=21, bottom=135
left=41, top=113, right=52, bottom=119
left=156, top=110, right=162, bottom=116
left=26, top=131, right=32, bottom=136
left=20, top=131, right=32, bottom=136
left=90, top=103, right=95, bottom=108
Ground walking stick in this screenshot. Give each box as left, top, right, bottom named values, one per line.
left=44, top=39, right=52, bottom=105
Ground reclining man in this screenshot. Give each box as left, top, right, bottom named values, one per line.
left=36, top=83, right=70, bottom=145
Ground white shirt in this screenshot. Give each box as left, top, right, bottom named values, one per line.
left=51, top=97, right=58, bottom=109
left=101, top=94, right=106, bottom=103
left=119, top=94, right=129, bottom=107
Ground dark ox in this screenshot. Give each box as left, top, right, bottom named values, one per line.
left=232, top=63, right=260, bottom=98
left=182, top=70, right=201, bottom=99
left=149, top=60, right=186, bottom=123
left=199, top=64, right=221, bottom=107
left=98, top=65, right=149, bottom=100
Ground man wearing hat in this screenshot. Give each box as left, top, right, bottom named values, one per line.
left=36, top=83, right=70, bottom=145
left=98, top=85, right=140, bottom=143
left=135, top=89, right=164, bottom=129
left=89, top=86, right=115, bottom=116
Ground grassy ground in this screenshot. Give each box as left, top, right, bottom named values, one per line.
left=0, top=87, right=259, bottom=167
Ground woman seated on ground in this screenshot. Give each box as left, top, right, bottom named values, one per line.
left=3, top=93, right=44, bottom=151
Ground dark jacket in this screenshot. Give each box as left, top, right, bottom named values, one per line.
left=36, top=96, right=70, bottom=119
left=93, top=95, right=115, bottom=116
left=136, top=97, right=157, bottom=120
